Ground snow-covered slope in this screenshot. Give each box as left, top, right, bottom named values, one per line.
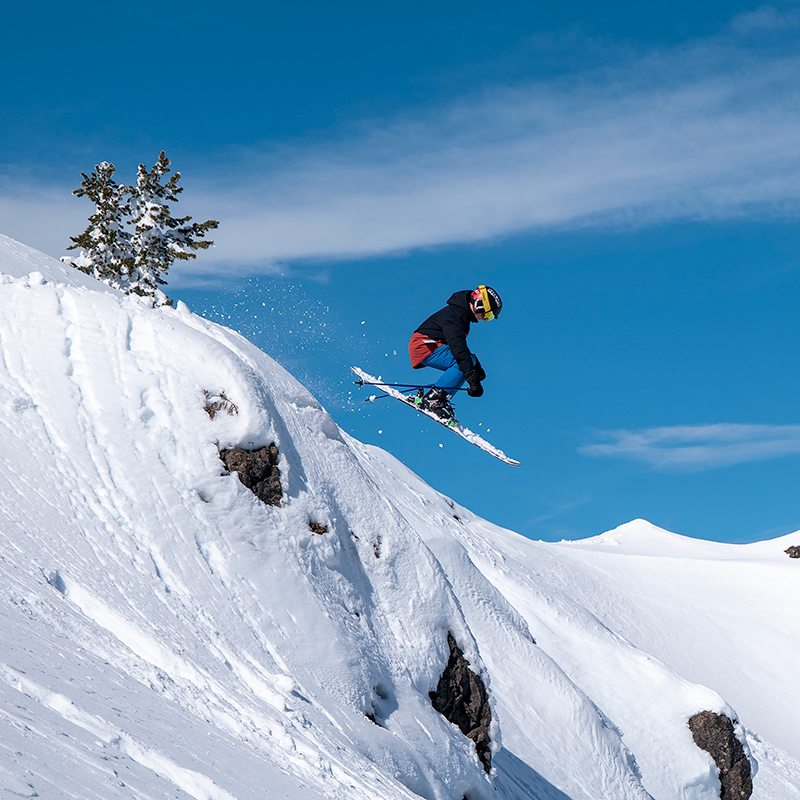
left=359, top=448, right=800, bottom=800
left=1, top=233, right=798, bottom=800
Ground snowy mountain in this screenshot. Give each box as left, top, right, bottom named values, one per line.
left=1, top=232, right=798, bottom=800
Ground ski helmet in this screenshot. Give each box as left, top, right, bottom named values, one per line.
left=471, top=285, right=502, bottom=320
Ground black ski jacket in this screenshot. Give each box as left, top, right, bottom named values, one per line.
left=414, top=290, right=477, bottom=377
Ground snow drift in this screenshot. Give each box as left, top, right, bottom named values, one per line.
left=0, top=233, right=799, bottom=800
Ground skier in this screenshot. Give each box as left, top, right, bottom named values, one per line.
left=408, top=285, right=502, bottom=420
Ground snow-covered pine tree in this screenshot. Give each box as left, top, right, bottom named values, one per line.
left=128, top=151, right=218, bottom=303
left=63, top=162, right=134, bottom=288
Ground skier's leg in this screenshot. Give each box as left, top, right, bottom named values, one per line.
left=435, top=364, right=467, bottom=393
left=419, top=346, right=477, bottom=394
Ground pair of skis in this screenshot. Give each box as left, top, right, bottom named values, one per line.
left=351, top=367, right=520, bottom=467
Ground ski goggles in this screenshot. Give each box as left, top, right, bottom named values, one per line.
left=474, top=285, right=495, bottom=320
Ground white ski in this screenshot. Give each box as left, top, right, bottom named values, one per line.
left=351, top=367, right=521, bottom=467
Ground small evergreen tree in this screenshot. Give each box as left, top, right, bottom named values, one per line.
left=128, top=151, right=219, bottom=299
left=64, top=162, right=134, bottom=288
left=65, top=152, right=218, bottom=304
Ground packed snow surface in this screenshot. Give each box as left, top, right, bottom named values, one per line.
left=1, top=233, right=799, bottom=800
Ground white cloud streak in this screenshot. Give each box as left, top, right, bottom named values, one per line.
left=0, top=186, right=87, bottom=263
left=192, top=20, right=800, bottom=273
left=4, top=10, right=800, bottom=276
left=579, top=423, right=800, bottom=471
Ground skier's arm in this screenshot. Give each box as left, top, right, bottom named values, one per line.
left=441, top=310, right=475, bottom=377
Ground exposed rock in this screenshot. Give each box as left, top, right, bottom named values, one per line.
left=309, top=522, right=328, bottom=534
left=688, top=711, right=752, bottom=799
left=47, top=570, right=67, bottom=596
left=219, top=444, right=282, bottom=506
left=429, top=632, right=492, bottom=773
left=786, top=545, right=800, bottom=559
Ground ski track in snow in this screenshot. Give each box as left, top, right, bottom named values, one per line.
left=1, top=233, right=799, bottom=800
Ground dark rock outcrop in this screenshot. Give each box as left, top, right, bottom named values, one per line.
left=219, top=444, right=282, bottom=506
left=429, top=632, right=492, bottom=773
left=688, top=711, right=752, bottom=799
left=785, top=545, right=800, bottom=559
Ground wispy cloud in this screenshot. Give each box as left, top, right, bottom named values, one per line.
left=4, top=10, right=800, bottom=276
left=579, top=423, right=800, bottom=471
left=185, top=13, right=800, bottom=273
left=0, top=185, right=87, bottom=262
left=528, top=494, right=593, bottom=526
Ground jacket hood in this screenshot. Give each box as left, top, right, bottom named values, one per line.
left=446, top=290, right=475, bottom=316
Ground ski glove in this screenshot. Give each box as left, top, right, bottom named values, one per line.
left=472, top=357, right=486, bottom=382
left=465, top=367, right=484, bottom=397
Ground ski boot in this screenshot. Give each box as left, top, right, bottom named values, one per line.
left=420, top=386, right=455, bottom=421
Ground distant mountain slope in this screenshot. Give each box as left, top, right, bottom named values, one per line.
left=1, top=233, right=798, bottom=800
left=555, top=520, right=800, bottom=759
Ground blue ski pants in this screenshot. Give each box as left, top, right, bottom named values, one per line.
left=419, top=345, right=477, bottom=393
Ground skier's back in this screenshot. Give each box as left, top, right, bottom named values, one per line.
left=408, top=285, right=502, bottom=420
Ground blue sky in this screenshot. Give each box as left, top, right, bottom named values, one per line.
left=2, top=1, right=799, bottom=542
